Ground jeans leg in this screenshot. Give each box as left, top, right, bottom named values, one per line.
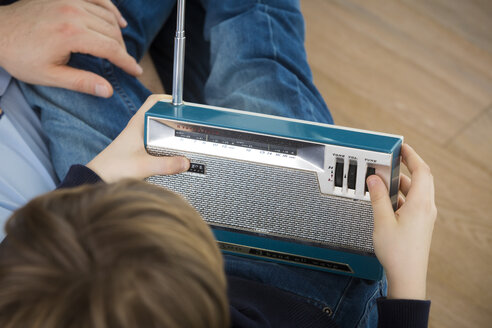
left=113, top=0, right=177, bottom=61
left=225, top=255, right=386, bottom=328
left=18, top=57, right=150, bottom=181
left=18, top=0, right=176, bottom=180
left=201, top=0, right=333, bottom=124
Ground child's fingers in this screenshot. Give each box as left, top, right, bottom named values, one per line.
left=401, top=144, right=435, bottom=214
left=397, top=194, right=405, bottom=210
left=401, top=145, right=432, bottom=201
left=399, top=173, right=411, bottom=197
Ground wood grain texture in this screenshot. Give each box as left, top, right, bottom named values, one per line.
left=138, top=53, right=165, bottom=95
left=300, top=1, right=492, bottom=327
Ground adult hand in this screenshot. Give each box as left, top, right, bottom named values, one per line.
left=0, top=0, right=142, bottom=98
left=367, top=144, right=437, bottom=300
left=87, top=95, right=190, bottom=182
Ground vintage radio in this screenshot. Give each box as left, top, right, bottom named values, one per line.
left=144, top=0, right=402, bottom=280
left=145, top=99, right=402, bottom=280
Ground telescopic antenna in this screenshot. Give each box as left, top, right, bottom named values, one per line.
left=172, top=0, right=186, bottom=105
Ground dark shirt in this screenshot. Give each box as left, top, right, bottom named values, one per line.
left=57, top=165, right=432, bottom=327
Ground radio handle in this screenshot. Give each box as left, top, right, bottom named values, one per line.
left=172, top=0, right=186, bottom=105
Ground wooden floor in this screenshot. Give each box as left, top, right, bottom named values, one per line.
left=300, top=1, right=492, bottom=327
left=139, top=1, right=491, bottom=326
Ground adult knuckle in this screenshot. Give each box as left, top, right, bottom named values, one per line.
left=55, top=22, right=79, bottom=37
left=58, top=4, right=80, bottom=16
left=109, top=10, right=119, bottom=25
left=100, top=7, right=118, bottom=25
left=111, top=25, right=123, bottom=40
left=101, top=20, right=119, bottom=38
left=72, top=77, right=88, bottom=92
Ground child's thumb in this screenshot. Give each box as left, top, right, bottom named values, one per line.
left=145, top=156, right=190, bottom=177
left=367, top=175, right=395, bottom=230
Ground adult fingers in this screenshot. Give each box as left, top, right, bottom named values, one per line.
left=71, top=30, right=142, bottom=76
left=84, top=1, right=119, bottom=27
left=86, top=0, right=127, bottom=28
left=367, top=175, right=396, bottom=230
left=83, top=2, right=125, bottom=48
left=399, top=173, right=411, bottom=197
left=85, top=11, right=126, bottom=49
left=47, top=65, right=113, bottom=97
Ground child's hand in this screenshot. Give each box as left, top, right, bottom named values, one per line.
left=367, top=144, right=437, bottom=300
left=87, top=95, right=190, bottom=182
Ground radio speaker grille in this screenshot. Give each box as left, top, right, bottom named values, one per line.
left=146, top=146, right=375, bottom=254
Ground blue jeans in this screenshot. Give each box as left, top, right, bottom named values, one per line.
left=19, top=1, right=382, bottom=327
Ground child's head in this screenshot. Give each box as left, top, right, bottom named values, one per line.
left=0, top=180, right=229, bottom=328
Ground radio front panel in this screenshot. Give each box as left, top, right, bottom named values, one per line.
left=147, top=117, right=394, bottom=203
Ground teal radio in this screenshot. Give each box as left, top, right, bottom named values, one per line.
left=144, top=99, right=402, bottom=280
left=144, top=0, right=402, bottom=280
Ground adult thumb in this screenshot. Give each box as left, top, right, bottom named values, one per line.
left=49, top=66, right=113, bottom=98
left=367, top=175, right=395, bottom=230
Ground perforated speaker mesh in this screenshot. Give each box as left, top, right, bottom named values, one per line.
left=146, top=147, right=375, bottom=254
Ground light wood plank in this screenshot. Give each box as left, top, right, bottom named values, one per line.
left=138, top=53, right=165, bottom=94
left=302, top=0, right=492, bottom=144
left=446, top=106, right=492, bottom=174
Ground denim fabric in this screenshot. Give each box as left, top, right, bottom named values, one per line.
left=225, top=255, right=386, bottom=328
left=17, top=0, right=382, bottom=326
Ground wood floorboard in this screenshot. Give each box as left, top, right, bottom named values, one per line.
left=446, top=106, right=492, bottom=174
left=301, top=1, right=492, bottom=327
left=303, top=0, right=492, bottom=140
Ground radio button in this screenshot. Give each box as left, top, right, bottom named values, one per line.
left=335, top=160, right=343, bottom=187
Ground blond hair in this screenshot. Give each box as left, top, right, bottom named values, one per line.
left=0, top=180, right=229, bottom=328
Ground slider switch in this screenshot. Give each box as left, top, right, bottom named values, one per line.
left=365, top=167, right=376, bottom=192
left=335, top=160, right=343, bottom=187
left=348, top=162, right=357, bottom=189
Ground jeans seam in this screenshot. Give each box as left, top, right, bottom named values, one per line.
left=225, top=257, right=331, bottom=311
left=332, top=277, right=354, bottom=317
left=355, top=282, right=383, bottom=328
left=296, top=77, right=315, bottom=120
left=263, top=3, right=278, bottom=60
left=103, top=61, right=138, bottom=114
